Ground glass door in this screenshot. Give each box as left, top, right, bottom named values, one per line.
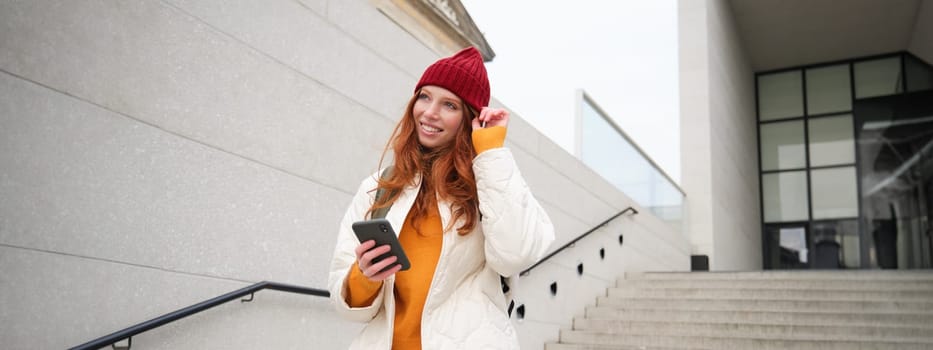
left=854, top=90, right=933, bottom=269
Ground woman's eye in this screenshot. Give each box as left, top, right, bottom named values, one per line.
left=445, top=102, right=458, bottom=110
left=418, top=93, right=429, bottom=100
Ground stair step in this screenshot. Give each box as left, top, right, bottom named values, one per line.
left=584, top=307, right=933, bottom=327
left=595, top=297, right=933, bottom=313
left=546, top=343, right=705, bottom=350
left=558, top=330, right=933, bottom=350
left=628, top=271, right=933, bottom=281
left=617, top=279, right=933, bottom=291
left=607, top=287, right=933, bottom=301
left=551, top=272, right=933, bottom=350
left=571, top=319, right=933, bottom=341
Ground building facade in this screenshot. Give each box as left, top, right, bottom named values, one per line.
left=757, top=52, right=933, bottom=269
left=679, top=0, right=933, bottom=271
left=0, top=1, right=688, bottom=349
left=3, top=0, right=929, bottom=349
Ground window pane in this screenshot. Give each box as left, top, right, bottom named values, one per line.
left=779, top=226, right=808, bottom=264
left=905, top=54, right=933, bottom=92
left=760, top=120, right=805, bottom=171
left=806, top=64, right=851, bottom=114
left=765, top=224, right=809, bottom=269
left=811, top=220, right=860, bottom=269
left=811, top=167, right=858, bottom=219
left=759, top=71, right=804, bottom=121
left=855, top=57, right=902, bottom=98
left=808, top=115, right=854, bottom=166
left=763, top=171, right=809, bottom=222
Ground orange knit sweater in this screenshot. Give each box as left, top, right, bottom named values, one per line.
left=344, top=126, right=506, bottom=350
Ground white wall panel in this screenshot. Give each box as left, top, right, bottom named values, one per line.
left=0, top=1, right=691, bottom=348
left=0, top=246, right=358, bottom=350
left=0, top=71, right=343, bottom=286
left=707, top=0, right=761, bottom=270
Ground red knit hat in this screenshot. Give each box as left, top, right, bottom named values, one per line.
left=415, top=47, right=490, bottom=112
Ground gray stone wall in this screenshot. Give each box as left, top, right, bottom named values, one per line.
left=678, top=0, right=715, bottom=262
left=706, top=0, right=762, bottom=270
left=678, top=0, right=761, bottom=271
left=0, top=1, right=689, bottom=349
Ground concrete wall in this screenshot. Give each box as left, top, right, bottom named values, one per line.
left=705, top=0, right=761, bottom=271
left=678, top=0, right=715, bottom=262
left=0, top=1, right=689, bottom=349
left=909, top=0, right=933, bottom=64
left=679, top=0, right=761, bottom=271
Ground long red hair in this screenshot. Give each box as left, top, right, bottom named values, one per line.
left=368, top=91, right=480, bottom=235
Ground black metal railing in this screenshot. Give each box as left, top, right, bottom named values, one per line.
left=70, top=281, right=329, bottom=350
left=520, top=206, right=637, bottom=276
left=73, top=208, right=637, bottom=349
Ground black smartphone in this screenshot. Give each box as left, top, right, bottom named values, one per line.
left=351, top=218, right=411, bottom=271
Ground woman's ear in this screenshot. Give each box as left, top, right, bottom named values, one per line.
left=466, top=106, right=479, bottom=125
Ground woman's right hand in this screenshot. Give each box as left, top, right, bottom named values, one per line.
left=355, top=240, right=403, bottom=281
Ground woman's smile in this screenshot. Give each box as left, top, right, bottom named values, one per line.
left=413, top=85, right=464, bottom=149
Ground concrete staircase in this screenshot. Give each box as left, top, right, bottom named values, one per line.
left=545, top=270, right=933, bottom=350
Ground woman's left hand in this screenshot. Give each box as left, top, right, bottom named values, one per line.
left=472, top=107, right=510, bottom=130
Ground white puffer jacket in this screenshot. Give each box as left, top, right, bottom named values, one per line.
left=328, top=148, right=555, bottom=349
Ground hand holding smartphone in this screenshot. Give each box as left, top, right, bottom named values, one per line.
left=352, top=219, right=411, bottom=274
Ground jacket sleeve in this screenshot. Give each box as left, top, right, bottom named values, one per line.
left=328, top=176, right=388, bottom=322
left=473, top=147, right=555, bottom=277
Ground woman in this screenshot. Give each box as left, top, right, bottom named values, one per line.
left=328, top=46, right=555, bottom=350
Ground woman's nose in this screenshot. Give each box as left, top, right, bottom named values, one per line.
left=423, top=102, right=441, bottom=118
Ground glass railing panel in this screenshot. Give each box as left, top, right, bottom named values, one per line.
left=578, top=92, right=685, bottom=233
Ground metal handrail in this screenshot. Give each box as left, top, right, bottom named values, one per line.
left=72, top=208, right=637, bottom=348
left=70, top=281, right=329, bottom=350
left=520, top=206, right=638, bottom=276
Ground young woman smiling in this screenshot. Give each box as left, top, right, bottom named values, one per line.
left=328, top=47, right=555, bottom=350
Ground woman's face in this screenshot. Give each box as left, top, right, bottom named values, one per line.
left=412, top=85, right=465, bottom=149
